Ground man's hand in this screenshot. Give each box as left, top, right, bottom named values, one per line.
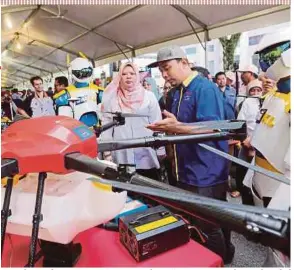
left=147, top=110, right=213, bottom=135
left=259, top=74, right=276, bottom=94
left=103, top=151, right=113, bottom=162
left=146, top=110, right=183, bottom=134
left=242, top=136, right=252, bottom=149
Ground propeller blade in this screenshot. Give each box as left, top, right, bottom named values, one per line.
left=121, top=113, right=149, bottom=118
left=181, top=120, right=246, bottom=131
left=102, top=111, right=149, bottom=118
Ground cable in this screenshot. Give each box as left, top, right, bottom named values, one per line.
left=188, top=225, right=207, bottom=244
left=175, top=213, right=190, bottom=225
left=175, top=212, right=207, bottom=244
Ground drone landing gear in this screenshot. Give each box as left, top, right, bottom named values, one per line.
left=1, top=176, right=13, bottom=257
left=25, top=172, right=82, bottom=267
left=26, top=172, right=47, bottom=267
left=40, top=240, right=82, bottom=267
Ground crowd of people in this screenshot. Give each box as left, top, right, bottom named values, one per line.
left=1, top=30, right=290, bottom=266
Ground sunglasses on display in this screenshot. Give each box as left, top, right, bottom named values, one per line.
left=72, top=67, right=93, bottom=79
left=258, top=41, right=290, bottom=72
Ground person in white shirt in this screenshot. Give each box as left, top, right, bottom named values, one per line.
left=234, top=79, right=263, bottom=204
left=100, top=62, right=166, bottom=180
left=29, top=76, right=55, bottom=118
left=238, top=79, right=263, bottom=138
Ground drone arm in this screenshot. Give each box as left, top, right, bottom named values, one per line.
left=97, top=131, right=246, bottom=152
left=65, top=153, right=118, bottom=179
left=63, top=153, right=289, bottom=254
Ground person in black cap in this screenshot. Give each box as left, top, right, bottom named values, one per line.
left=147, top=45, right=235, bottom=263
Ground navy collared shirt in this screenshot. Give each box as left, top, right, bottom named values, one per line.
left=220, top=86, right=236, bottom=120
left=170, top=74, right=229, bottom=187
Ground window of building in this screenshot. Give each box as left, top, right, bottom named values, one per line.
left=252, top=54, right=260, bottom=70
left=208, top=60, right=215, bottom=75
left=234, top=55, right=240, bottom=62
left=248, top=34, right=264, bottom=46
left=185, top=47, right=197, bottom=55
left=207, top=44, right=214, bottom=52
left=236, top=40, right=240, bottom=48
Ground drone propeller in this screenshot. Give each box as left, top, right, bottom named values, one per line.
left=102, top=111, right=149, bottom=118
left=181, top=120, right=246, bottom=131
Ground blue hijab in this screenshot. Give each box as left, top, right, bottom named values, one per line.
left=145, top=77, right=161, bottom=100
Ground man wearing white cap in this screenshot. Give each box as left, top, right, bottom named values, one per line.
left=225, top=71, right=236, bottom=88
left=238, top=64, right=259, bottom=85
left=236, top=64, right=259, bottom=110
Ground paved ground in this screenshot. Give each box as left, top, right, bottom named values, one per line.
left=226, top=231, right=268, bottom=267
left=225, top=193, right=268, bottom=267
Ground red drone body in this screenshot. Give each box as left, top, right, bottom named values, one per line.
left=1, top=116, right=97, bottom=175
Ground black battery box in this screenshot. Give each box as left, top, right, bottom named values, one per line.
left=119, top=205, right=190, bottom=261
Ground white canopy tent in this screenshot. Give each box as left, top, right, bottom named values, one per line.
left=1, top=4, right=290, bottom=87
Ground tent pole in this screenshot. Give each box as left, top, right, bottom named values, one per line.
left=204, top=30, right=209, bottom=68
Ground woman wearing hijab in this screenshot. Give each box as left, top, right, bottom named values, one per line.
left=143, top=77, right=161, bottom=100
left=100, top=62, right=166, bottom=180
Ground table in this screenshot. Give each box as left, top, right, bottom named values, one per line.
left=2, top=227, right=223, bottom=267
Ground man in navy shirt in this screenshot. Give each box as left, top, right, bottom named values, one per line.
left=147, top=45, right=234, bottom=263
left=215, top=72, right=236, bottom=120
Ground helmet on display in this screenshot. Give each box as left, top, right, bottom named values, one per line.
left=255, top=30, right=291, bottom=82
left=69, top=57, right=94, bottom=84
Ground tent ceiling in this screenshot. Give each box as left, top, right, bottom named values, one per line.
left=1, top=4, right=290, bottom=87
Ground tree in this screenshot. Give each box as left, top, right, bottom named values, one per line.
left=219, top=33, right=241, bottom=71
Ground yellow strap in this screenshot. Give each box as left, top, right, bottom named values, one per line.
left=53, top=89, right=67, bottom=99
left=1, top=174, right=23, bottom=186
left=66, top=84, right=77, bottom=92
left=261, top=87, right=277, bottom=99
left=274, top=92, right=291, bottom=113
left=87, top=177, right=112, bottom=191
left=261, top=113, right=275, bottom=127
left=174, top=86, right=184, bottom=182
left=255, top=156, right=281, bottom=174
left=66, top=83, right=101, bottom=93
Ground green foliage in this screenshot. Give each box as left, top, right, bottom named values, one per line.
left=219, top=33, right=241, bottom=71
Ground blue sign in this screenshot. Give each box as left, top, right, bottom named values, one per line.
left=72, top=126, right=94, bottom=141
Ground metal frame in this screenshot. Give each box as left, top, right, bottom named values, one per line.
left=10, top=69, right=38, bottom=77
left=16, top=32, right=82, bottom=57
left=1, top=5, right=39, bottom=15
left=94, top=5, right=290, bottom=62
left=2, top=5, right=145, bottom=85
left=3, top=58, right=53, bottom=74
left=7, top=49, right=67, bottom=69
left=39, top=6, right=135, bottom=50
left=2, top=77, right=22, bottom=82
left=171, top=5, right=208, bottom=29
left=2, top=4, right=290, bottom=85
